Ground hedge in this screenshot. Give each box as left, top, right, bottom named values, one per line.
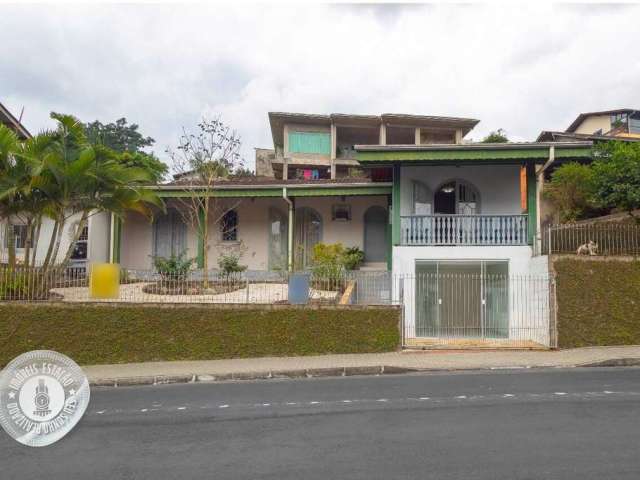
left=0, top=304, right=400, bottom=367
left=555, top=258, right=640, bottom=348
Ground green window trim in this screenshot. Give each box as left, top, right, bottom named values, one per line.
left=288, top=131, right=331, bottom=155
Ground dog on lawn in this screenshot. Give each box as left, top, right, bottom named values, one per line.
left=576, top=240, right=598, bottom=256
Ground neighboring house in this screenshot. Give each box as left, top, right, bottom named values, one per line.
left=537, top=108, right=640, bottom=142
left=0, top=101, right=111, bottom=268
left=536, top=108, right=640, bottom=228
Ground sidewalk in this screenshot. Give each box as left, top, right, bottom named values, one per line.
left=83, top=346, right=640, bottom=387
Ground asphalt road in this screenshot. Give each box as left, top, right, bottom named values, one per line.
left=1, top=367, right=640, bottom=479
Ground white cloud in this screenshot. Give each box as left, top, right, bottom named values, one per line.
left=1, top=3, right=639, bottom=168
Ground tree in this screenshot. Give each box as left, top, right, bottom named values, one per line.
left=0, top=113, right=163, bottom=270
left=85, top=117, right=168, bottom=182
left=481, top=129, right=509, bottom=143
left=167, top=117, right=243, bottom=286
left=544, top=162, right=597, bottom=222
left=591, top=141, right=640, bottom=220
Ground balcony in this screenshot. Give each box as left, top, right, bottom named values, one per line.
left=400, top=214, right=529, bottom=246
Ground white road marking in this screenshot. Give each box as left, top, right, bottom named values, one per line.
left=140, top=409, right=148, bottom=412
left=342, top=400, right=352, bottom=403
left=177, top=406, right=187, bottom=410
left=554, top=392, right=567, bottom=396
left=377, top=399, right=388, bottom=402
left=219, top=404, right=229, bottom=409
left=309, top=401, right=320, bottom=405
left=503, top=394, right=515, bottom=398
left=456, top=395, right=467, bottom=399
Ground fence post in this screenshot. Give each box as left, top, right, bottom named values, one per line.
left=245, top=275, right=250, bottom=303
left=548, top=226, right=552, bottom=256
left=549, top=274, right=558, bottom=349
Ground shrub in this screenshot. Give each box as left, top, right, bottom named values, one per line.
left=544, top=162, right=597, bottom=222
left=591, top=142, right=640, bottom=220
left=218, top=252, right=247, bottom=279
left=311, top=243, right=345, bottom=278
left=152, top=252, right=194, bottom=280
left=0, top=304, right=400, bottom=365
left=343, top=246, right=365, bottom=270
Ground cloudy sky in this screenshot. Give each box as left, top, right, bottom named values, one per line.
left=2, top=2, right=639, bottom=169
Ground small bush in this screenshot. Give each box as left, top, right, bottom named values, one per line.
left=343, top=246, right=365, bottom=271
left=311, top=243, right=345, bottom=279
left=152, top=252, right=194, bottom=280
left=218, top=252, right=247, bottom=279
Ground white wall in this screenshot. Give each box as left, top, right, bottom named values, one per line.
left=400, top=164, right=522, bottom=216
left=295, top=195, right=388, bottom=250
left=88, top=212, right=111, bottom=264
left=393, top=245, right=551, bottom=346
left=120, top=211, right=155, bottom=270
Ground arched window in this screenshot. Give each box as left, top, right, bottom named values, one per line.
left=434, top=180, right=480, bottom=215
left=220, top=210, right=238, bottom=242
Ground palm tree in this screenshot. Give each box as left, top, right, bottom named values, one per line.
left=0, top=113, right=163, bottom=271
left=37, top=113, right=163, bottom=270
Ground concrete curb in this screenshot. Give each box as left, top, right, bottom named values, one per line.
left=87, top=358, right=640, bottom=387
left=88, top=365, right=418, bottom=387
left=577, top=357, right=640, bottom=368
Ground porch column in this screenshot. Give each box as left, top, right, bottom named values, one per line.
left=197, top=204, right=205, bottom=269
left=386, top=194, right=393, bottom=271
left=287, top=195, right=295, bottom=272
left=392, top=164, right=401, bottom=248
left=330, top=123, right=337, bottom=179
left=526, top=162, right=537, bottom=244
left=109, top=212, right=122, bottom=264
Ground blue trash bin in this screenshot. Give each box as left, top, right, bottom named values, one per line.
left=288, top=273, right=310, bottom=305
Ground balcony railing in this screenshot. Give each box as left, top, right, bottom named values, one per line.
left=400, top=214, right=529, bottom=246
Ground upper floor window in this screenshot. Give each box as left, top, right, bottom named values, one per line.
left=611, top=113, right=628, bottom=129
left=288, top=131, right=331, bottom=155
left=221, top=210, right=238, bottom=242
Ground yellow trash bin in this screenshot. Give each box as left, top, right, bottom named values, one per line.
left=90, top=263, right=120, bottom=299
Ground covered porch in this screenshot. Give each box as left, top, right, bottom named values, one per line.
left=356, top=142, right=594, bottom=249
left=112, top=180, right=392, bottom=272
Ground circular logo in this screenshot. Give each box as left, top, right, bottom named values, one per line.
left=0, top=350, right=90, bottom=447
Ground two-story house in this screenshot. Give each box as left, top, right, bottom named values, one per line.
left=537, top=108, right=640, bottom=143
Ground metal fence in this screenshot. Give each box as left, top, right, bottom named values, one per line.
left=398, top=273, right=556, bottom=349
left=0, top=266, right=555, bottom=348
left=540, top=223, right=640, bottom=256
left=0, top=266, right=393, bottom=306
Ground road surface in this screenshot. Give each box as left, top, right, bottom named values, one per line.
left=1, top=367, right=639, bottom=479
